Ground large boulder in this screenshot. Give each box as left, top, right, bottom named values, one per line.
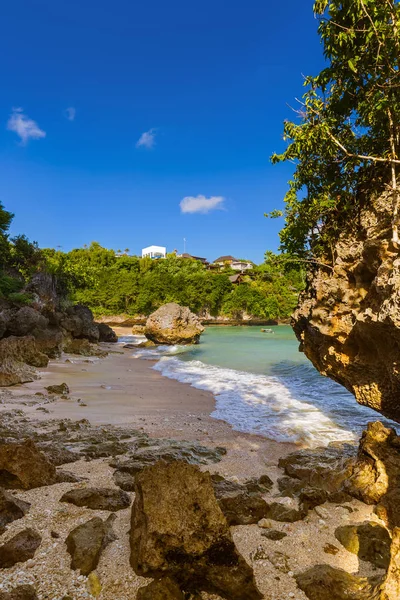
left=145, top=303, right=204, bottom=345
left=7, top=307, right=49, bottom=337
left=335, top=522, right=391, bottom=569
left=137, top=578, right=185, bottom=600
left=0, top=440, right=57, bottom=489
left=61, top=305, right=99, bottom=342
left=130, top=461, right=261, bottom=600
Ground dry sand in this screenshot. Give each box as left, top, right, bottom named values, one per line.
left=0, top=331, right=382, bottom=599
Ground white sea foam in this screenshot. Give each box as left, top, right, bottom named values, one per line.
left=151, top=357, right=356, bottom=447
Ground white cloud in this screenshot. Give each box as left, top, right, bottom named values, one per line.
left=7, top=108, right=46, bottom=145
left=180, top=195, right=225, bottom=214
left=136, top=128, right=156, bottom=149
left=64, top=107, right=76, bottom=121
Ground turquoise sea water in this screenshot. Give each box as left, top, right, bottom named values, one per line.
left=125, top=326, right=398, bottom=447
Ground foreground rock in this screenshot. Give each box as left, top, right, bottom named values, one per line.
left=145, top=303, right=204, bottom=345
left=296, top=564, right=380, bottom=600
left=0, top=440, right=57, bottom=489
left=0, top=586, right=38, bottom=600
left=66, top=515, right=116, bottom=575
left=137, top=578, right=185, bottom=600
left=60, top=487, right=131, bottom=511
left=0, top=489, right=31, bottom=534
left=130, top=461, right=261, bottom=599
left=0, top=529, right=41, bottom=568
left=97, top=323, right=118, bottom=343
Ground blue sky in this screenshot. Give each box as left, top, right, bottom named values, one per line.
left=0, top=0, right=324, bottom=263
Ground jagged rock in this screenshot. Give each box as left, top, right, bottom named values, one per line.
left=45, top=383, right=70, bottom=395
left=110, top=441, right=226, bottom=475
left=38, top=443, right=79, bottom=466
left=97, top=323, right=118, bottom=343
left=113, top=471, right=135, bottom=492
left=211, top=475, right=271, bottom=525
left=32, top=327, right=63, bottom=358
left=63, top=337, right=107, bottom=357
left=278, top=444, right=356, bottom=494
left=296, top=564, right=381, bottom=600
left=7, top=307, right=49, bottom=337
left=345, top=422, right=400, bottom=529
left=0, top=489, right=31, bottom=534
left=0, top=440, right=57, bottom=489
left=0, top=336, right=49, bottom=386
left=145, top=303, right=205, bottom=345
left=137, top=578, right=185, bottom=600
left=60, top=487, right=131, bottom=511
left=0, top=528, right=41, bottom=568
left=335, top=522, right=391, bottom=569
left=130, top=461, right=262, bottom=600
left=292, top=190, right=400, bottom=422
left=264, top=501, right=306, bottom=523
left=0, top=585, right=38, bottom=600
left=299, top=487, right=328, bottom=512
left=24, top=272, right=58, bottom=311
left=61, top=305, right=100, bottom=342
left=66, top=515, right=116, bottom=575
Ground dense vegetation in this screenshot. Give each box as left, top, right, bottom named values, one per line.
left=270, top=0, right=400, bottom=265
left=42, top=244, right=305, bottom=320
left=0, top=202, right=304, bottom=320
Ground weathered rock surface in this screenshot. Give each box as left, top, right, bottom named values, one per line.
left=61, top=305, right=100, bottom=342
left=113, top=471, right=135, bottom=492
left=136, top=578, right=185, bottom=600
left=145, top=303, right=204, bottom=345
left=0, top=585, right=38, bottom=600
left=0, top=336, right=49, bottom=386
left=292, top=190, right=400, bottom=422
left=60, top=487, right=131, bottom=511
left=264, top=501, right=306, bottom=523
left=45, top=383, right=70, bottom=395
left=335, top=522, right=391, bottom=569
left=0, top=489, right=31, bottom=534
left=0, top=529, right=41, bottom=568
left=211, top=475, right=272, bottom=525
left=62, top=337, right=107, bottom=357
left=130, top=461, right=262, bottom=599
left=0, top=440, right=57, bottom=489
left=66, top=515, right=116, bottom=575
left=97, top=323, right=118, bottom=343
left=296, top=564, right=380, bottom=600
left=6, top=307, right=49, bottom=338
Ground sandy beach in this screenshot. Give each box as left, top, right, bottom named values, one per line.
left=0, top=332, right=380, bottom=600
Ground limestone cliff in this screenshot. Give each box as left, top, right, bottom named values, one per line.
left=292, top=189, right=400, bottom=422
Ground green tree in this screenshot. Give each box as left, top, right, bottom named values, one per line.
left=272, top=0, right=400, bottom=262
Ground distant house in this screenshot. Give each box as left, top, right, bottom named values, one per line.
left=229, top=273, right=243, bottom=284
left=142, top=245, right=167, bottom=259
left=178, top=253, right=209, bottom=265
left=213, top=255, right=253, bottom=271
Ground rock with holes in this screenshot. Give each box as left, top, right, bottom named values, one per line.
left=60, top=487, right=131, bottom=511
left=0, top=489, right=31, bottom=534
left=130, top=461, right=262, bottom=600
left=0, top=529, right=42, bottom=568
left=0, top=440, right=57, bottom=489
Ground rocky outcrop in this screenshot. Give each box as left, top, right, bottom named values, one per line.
left=0, top=529, right=41, bottom=568
left=0, top=489, right=30, bottom=535
left=0, top=336, right=49, bottom=386
left=130, top=461, right=262, bottom=599
left=60, top=487, right=131, bottom=511
left=335, top=522, right=391, bottom=569
left=145, top=303, right=204, bottom=345
left=0, top=440, right=57, bottom=489
left=97, top=323, right=118, bottom=342
left=66, top=515, right=116, bottom=575
left=292, top=190, right=400, bottom=422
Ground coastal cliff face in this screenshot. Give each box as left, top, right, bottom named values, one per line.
left=292, top=190, right=400, bottom=422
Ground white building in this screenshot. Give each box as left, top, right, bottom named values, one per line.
left=142, top=245, right=167, bottom=259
